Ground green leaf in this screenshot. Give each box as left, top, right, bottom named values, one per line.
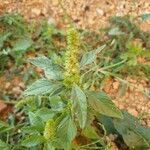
left=0, top=140, right=11, bottom=150
left=13, top=37, right=32, bottom=51
left=80, top=45, right=105, bottom=68
left=113, top=111, right=150, bottom=149
left=98, top=115, right=116, bottom=134
left=45, top=65, right=63, bottom=80
left=141, top=13, right=150, bottom=21
left=44, top=142, right=55, bottom=150
left=35, top=108, right=55, bottom=122
left=30, top=56, right=52, bottom=70
left=80, top=51, right=96, bottom=67
left=30, top=56, right=62, bottom=80
left=28, top=112, right=44, bottom=132
left=49, top=96, right=65, bottom=111
left=87, top=91, right=122, bottom=119
left=21, top=135, right=45, bottom=148
left=72, top=84, right=87, bottom=128
left=21, top=126, right=40, bottom=134
left=57, top=115, right=77, bottom=149
left=23, top=78, right=61, bottom=96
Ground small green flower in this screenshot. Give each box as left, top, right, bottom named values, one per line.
left=44, top=120, right=56, bottom=140
left=63, top=28, right=80, bottom=87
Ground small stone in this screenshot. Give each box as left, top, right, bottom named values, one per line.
left=96, top=8, right=104, bottom=16
left=41, top=8, right=48, bottom=16
left=128, top=108, right=138, bottom=117
left=48, top=17, right=56, bottom=25
left=118, top=104, right=124, bottom=110
left=5, top=82, right=11, bottom=90
left=141, top=106, right=145, bottom=111
left=129, top=86, right=134, bottom=91
left=31, top=8, right=41, bottom=16
left=18, top=82, right=25, bottom=89
left=12, top=87, right=22, bottom=95
left=112, top=81, right=119, bottom=90
left=51, top=0, right=59, bottom=6
left=138, top=84, right=144, bottom=91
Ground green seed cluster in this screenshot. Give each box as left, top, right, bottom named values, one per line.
left=44, top=120, right=56, bottom=140
left=64, top=28, right=80, bottom=87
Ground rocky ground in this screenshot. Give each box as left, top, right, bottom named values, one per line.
left=0, top=0, right=150, bottom=126
left=0, top=0, right=150, bottom=31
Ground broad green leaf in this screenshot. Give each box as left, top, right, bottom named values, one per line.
left=30, top=56, right=52, bottom=70
left=57, top=115, right=77, bottom=149
left=113, top=111, right=150, bottom=149
left=28, top=112, right=44, bottom=132
left=80, top=45, right=105, bottom=68
left=45, top=65, right=63, bottom=80
left=21, top=135, right=45, bottom=148
left=43, top=142, right=55, bottom=150
left=98, top=115, right=116, bottom=134
left=0, top=140, right=11, bottom=150
left=23, top=78, right=61, bottom=96
left=80, top=51, right=96, bottom=68
left=35, top=108, right=55, bottom=122
left=87, top=91, right=122, bottom=118
left=30, top=56, right=62, bottom=80
left=13, top=37, right=32, bottom=51
left=137, top=126, right=150, bottom=144
left=141, top=13, right=150, bottom=21
left=21, top=126, right=40, bottom=134
left=49, top=96, right=65, bottom=111
left=72, top=84, right=87, bottom=128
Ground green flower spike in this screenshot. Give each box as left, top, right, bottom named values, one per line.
left=64, top=28, right=80, bottom=87
left=44, top=119, right=56, bottom=140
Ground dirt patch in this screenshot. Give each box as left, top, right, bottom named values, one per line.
left=0, top=0, right=150, bottom=30
left=0, top=100, right=13, bottom=121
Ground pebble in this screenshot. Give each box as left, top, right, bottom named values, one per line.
left=128, top=108, right=138, bottom=117
left=5, top=82, right=11, bottom=90
left=18, top=82, right=25, bottom=89
left=12, top=87, right=22, bottom=95
left=96, top=8, right=104, bottom=16
left=48, top=17, right=56, bottom=25
left=31, top=8, right=41, bottom=16
left=112, top=81, right=120, bottom=90
left=51, top=0, right=59, bottom=6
